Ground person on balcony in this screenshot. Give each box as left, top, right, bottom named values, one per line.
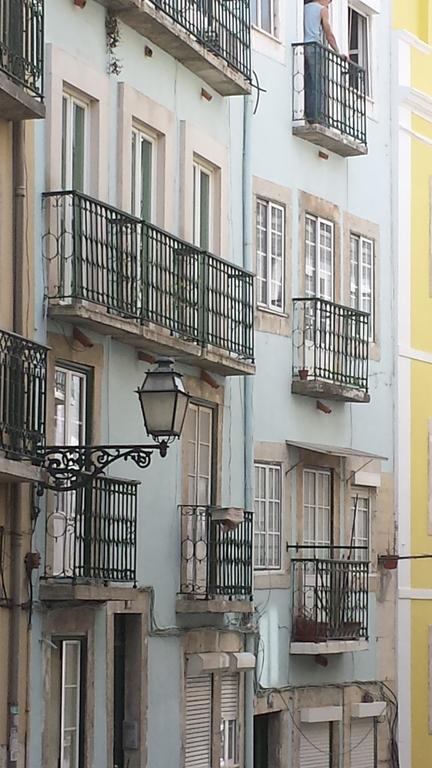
left=304, top=0, right=345, bottom=123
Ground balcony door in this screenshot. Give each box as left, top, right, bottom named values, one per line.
left=182, top=402, right=214, bottom=596
left=51, top=366, right=88, bottom=577
left=301, top=468, right=332, bottom=630
left=304, top=214, right=336, bottom=378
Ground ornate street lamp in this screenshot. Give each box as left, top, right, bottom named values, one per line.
left=36, top=358, right=190, bottom=494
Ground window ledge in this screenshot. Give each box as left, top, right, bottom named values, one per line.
left=251, top=25, right=282, bottom=45
left=290, top=639, right=369, bottom=655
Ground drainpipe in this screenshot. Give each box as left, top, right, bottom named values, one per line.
left=242, top=92, right=254, bottom=768
left=8, top=120, right=27, bottom=768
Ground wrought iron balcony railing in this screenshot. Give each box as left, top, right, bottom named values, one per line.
left=291, top=547, right=369, bottom=643
left=43, top=191, right=254, bottom=361
left=292, top=297, right=369, bottom=392
left=44, top=475, right=137, bottom=583
left=292, top=43, right=367, bottom=148
left=179, top=505, right=253, bottom=600
left=0, top=0, right=44, bottom=99
left=152, top=0, right=251, bottom=80
left=0, top=328, right=47, bottom=458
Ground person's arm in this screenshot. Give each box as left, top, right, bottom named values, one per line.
left=321, top=7, right=340, bottom=54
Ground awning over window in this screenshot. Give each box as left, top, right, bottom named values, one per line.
left=285, top=440, right=387, bottom=461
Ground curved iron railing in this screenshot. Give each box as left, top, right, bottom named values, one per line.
left=292, top=42, right=367, bottom=146
left=42, top=190, right=254, bottom=361
left=152, top=0, right=251, bottom=80
left=0, top=328, right=47, bottom=457
left=292, top=297, right=369, bottom=391
left=179, top=505, right=253, bottom=600
left=44, top=475, right=138, bottom=583
left=291, top=547, right=369, bottom=642
left=0, top=0, right=44, bottom=99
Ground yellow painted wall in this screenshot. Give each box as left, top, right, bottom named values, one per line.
left=411, top=601, right=432, bottom=766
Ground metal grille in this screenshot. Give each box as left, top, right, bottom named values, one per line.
left=179, top=505, right=253, bottom=600
left=0, top=0, right=44, bottom=99
left=44, top=476, right=138, bottom=583
left=0, top=328, right=47, bottom=457
left=42, top=190, right=254, bottom=360
left=292, top=42, right=367, bottom=146
left=291, top=547, right=369, bottom=642
left=152, top=0, right=251, bottom=80
left=292, top=297, right=369, bottom=391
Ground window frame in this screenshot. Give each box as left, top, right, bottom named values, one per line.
left=58, top=637, right=86, bottom=768
left=348, top=5, right=371, bottom=98
left=251, top=0, right=277, bottom=38
left=256, top=198, right=285, bottom=313
left=193, top=157, right=214, bottom=251
left=61, top=90, right=90, bottom=193
left=305, top=213, right=335, bottom=301
left=349, top=232, right=375, bottom=341
left=54, top=363, right=91, bottom=448
left=130, top=123, right=158, bottom=223
left=302, top=467, right=334, bottom=554
left=350, top=488, right=371, bottom=561
left=254, top=462, right=282, bottom=571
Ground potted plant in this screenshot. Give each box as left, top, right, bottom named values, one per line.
left=298, top=367, right=309, bottom=381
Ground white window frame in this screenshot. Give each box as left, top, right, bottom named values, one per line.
left=60, top=639, right=83, bottom=768
left=193, top=158, right=213, bottom=251
left=251, top=0, right=278, bottom=38
left=348, top=5, right=371, bottom=97
left=303, top=468, right=332, bottom=553
left=54, top=366, right=88, bottom=447
left=61, top=91, right=90, bottom=192
left=221, top=719, right=239, bottom=767
left=350, top=232, right=375, bottom=340
left=256, top=198, right=285, bottom=313
left=305, top=214, right=334, bottom=301
left=184, top=402, right=214, bottom=507
left=254, top=463, right=282, bottom=570
left=350, top=489, right=371, bottom=560
left=131, top=123, right=157, bottom=222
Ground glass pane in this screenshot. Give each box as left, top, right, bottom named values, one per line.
left=131, top=131, right=137, bottom=215
left=72, top=103, right=85, bottom=192
left=62, top=729, right=79, bottom=768
left=260, top=0, right=272, bottom=33
left=61, top=96, right=68, bottom=190
left=305, top=216, right=317, bottom=297
left=55, top=369, right=66, bottom=446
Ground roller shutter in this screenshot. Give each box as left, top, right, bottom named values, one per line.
left=300, top=722, right=330, bottom=768
left=185, top=675, right=212, bottom=768
left=350, top=719, right=376, bottom=768
left=221, top=674, right=239, bottom=720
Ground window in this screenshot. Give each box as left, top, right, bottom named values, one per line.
left=183, top=403, right=214, bottom=506
left=305, top=214, right=334, bottom=300
left=256, top=199, right=284, bottom=312
left=251, top=0, right=276, bottom=36
left=254, top=463, right=281, bottom=569
left=184, top=673, right=240, bottom=768
left=303, top=468, right=332, bottom=554
left=53, top=366, right=89, bottom=577
left=59, top=639, right=85, bottom=768
left=220, top=675, right=240, bottom=767
left=348, top=7, right=370, bottom=96
left=193, top=160, right=213, bottom=251
left=131, top=125, right=156, bottom=222
left=54, top=366, right=88, bottom=447
left=350, top=233, right=374, bottom=338
left=62, top=92, right=88, bottom=191
left=350, top=491, right=370, bottom=560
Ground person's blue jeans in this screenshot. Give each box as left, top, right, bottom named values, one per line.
left=304, top=44, right=325, bottom=123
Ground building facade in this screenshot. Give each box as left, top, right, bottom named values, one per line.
left=0, top=0, right=400, bottom=767
left=393, top=2, right=432, bottom=767
left=251, top=1, right=397, bottom=767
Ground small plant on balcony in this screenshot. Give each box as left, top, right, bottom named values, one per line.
left=105, top=12, right=122, bottom=75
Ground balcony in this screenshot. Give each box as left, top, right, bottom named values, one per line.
left=292, top=43, right=367, bottom=157
left=40, top=475, right=138, bottom=602
left=292, top=298, right=370, bottom=403
left=43, top=191, right=255, bottom=376
left=291, top=548, right=369, bottom=654
left=0, top=0, right=45, bottom=120
left=95, top=0, right=251, bottom=96
left=177, top=505, right=253, bottom=613
left=0, top=328, right=47, bottom=482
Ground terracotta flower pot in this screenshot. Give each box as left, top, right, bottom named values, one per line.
left=298, top=368, right=309, bottom=381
